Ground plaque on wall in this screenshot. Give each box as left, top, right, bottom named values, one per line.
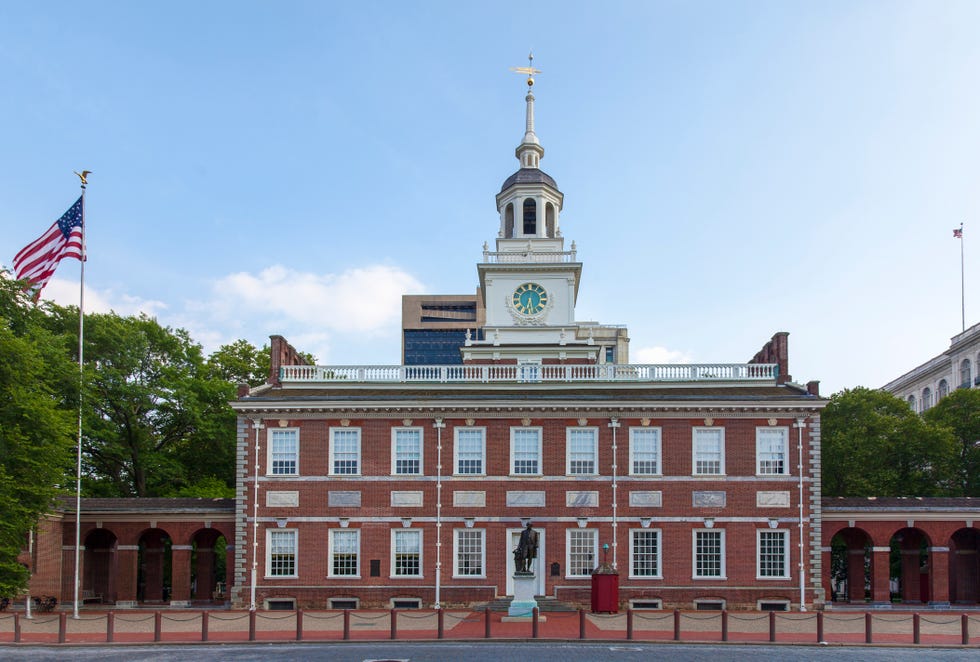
left=692, top=491, right=726, bottom=508
left=328, top=491, right=362, bottom=507
left=506, top=491, right=546, bottom=507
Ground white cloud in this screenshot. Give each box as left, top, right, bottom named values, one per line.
left=632, top=345, right=693, bottom=364
left=43, top=277, right=169, bottom=317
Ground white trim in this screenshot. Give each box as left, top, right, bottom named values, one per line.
left=628, top=527, right=663, bottom=579
left=629, top=427, right=662, bottom=476
left=391, top=426, right=424, bottom=476
left=756, top=528, right=791, bottom=579
left=566, top=426, right=599, bottom=476
left=692, top=528, right=726, bottom=580
left=329, top=427, right=361, bottom=476
left=692, top=427, right=725, bottom=476
left=267, top=427, right=299, bottom=476
left=755, top=427, right=790, bottom=476
left=391, top=528, right=423, bottom=578
left=452, top=528, right=486, bottom=579
left=265, top=528, right=298, bottom=579
left=565, top=528, right=599, bottom=578
left=510, top=426, right=543, bottom=476
left=453, top=426, right=486, bottom=476
left=328, top=528, right=361, bottom=578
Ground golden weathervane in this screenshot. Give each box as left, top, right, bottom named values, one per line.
left=510, top=52, right=541, bottom=86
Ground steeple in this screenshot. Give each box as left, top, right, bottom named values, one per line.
left=497, top=53, right=563, bottom=240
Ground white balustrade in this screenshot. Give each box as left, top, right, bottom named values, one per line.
left=279, top=363, right=778, bottom=384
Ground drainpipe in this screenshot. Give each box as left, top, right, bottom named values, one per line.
left=250, top=419, right=264, bottom=612
left=608, top=418, right=621, bottom=569
left=794, top=417, right=807, bottom=612
left=433, top=417, right=446, bottom=609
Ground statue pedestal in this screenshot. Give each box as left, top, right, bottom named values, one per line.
left=505, top=572, right=541, bottom=620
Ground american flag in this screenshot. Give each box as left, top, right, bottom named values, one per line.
left=953, top=227, right=963, bottom=239
left=12, top=196, right=85, bottom=298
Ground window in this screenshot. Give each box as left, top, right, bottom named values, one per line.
left=267, top=529, right=297, bottom=577
left=329, top=598, right=358, bottom=610
left=693, top=427, right=724, bottom=475
left=630, top=427, right=661, bottom=475
left=523, top=198, right=536, bottom=235
left=961, top=359, right=972, bottom=388
left=758, top=600, right=790, bottom=611
left=756, top=427, right=789, bottom=475
left=518, top=360, right=542, bottom=383
left=630, top=599, right=663, bottom=610
left=567, top=529, right=597, bottom=577
left=265, top=598, right=296, bottom=610
left=693, top=530, right=725, bottom=579
left=630, top=529, right=661, bottom=578
left=454, top=529, right=485, bottom=577
left=392, top=427, right=423, bottom=475
left=392, top=529, right=422, bottom=577
left=329, top=529, right=360, bottom=577
left=921, top=388, right=932, bottom=411
left=567, top=428, right=598, bottom=475
left=604, top=346, right=614, bottom=363
left=390, top=598, right=422, bottom=609
left=269, top=429, right=298, bottom=476
left=330, top=428, right=361, bottom=475
left=694, top=599, right=726, bottom=611
left=938, top=379, right=949, bottom=399
left=907, top=395, right=917, bottom=411
left=455, top=427, right=485, bottom=475
left=511, top=427, right=542, bottom=475
left=757, top=530, right=789, bottom=579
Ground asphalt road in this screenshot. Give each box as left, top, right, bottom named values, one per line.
left=1, top=642, right=978, bottom=661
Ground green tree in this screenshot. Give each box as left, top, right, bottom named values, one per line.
left=0, top=275, right=75, bottom=595
left=822, top=387, right=958, bottom=497
left=206, top=339, right=269, bottom=387
left=924, top=388, right=980, bottom=496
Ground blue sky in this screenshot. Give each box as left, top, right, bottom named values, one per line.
left=2, top=1, right=978, bottom=395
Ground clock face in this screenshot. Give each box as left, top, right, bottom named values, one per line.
left=512, top=283, right=548, bottom=315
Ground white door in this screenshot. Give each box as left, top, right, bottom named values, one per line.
left=505, top=528, right=545, bottom=595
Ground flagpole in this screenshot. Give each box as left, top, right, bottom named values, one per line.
left=72, top=174, right=87, bottom=620
left=960, top=223, right=965, bottom=333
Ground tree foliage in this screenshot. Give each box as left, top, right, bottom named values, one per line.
left=822, top=387, right=959, bottom=497
left=924, top=388, right=980, bottom=496
left=0, top=275, right=75, bottom=595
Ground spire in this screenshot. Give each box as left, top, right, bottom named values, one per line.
left=510, top=52, right=544, bottom=169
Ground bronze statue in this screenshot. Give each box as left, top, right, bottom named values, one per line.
left=514, top=522, right=539, bottom=573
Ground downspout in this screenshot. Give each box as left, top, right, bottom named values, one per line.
left=795, top=417, right=807, bottom=612
left=433, top=417, right=445, bottom=609
left=608, top=418, right=620, bottom=569
left=250, top=418, right=264, bottom=611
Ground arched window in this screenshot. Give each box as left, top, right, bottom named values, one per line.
left=504, top=203, right=515, bottom=238
left=907, top=395, right=917, bottom=411
left=523, top=199, right=537, bottom=235
left=922, top=388, right=932, bottom=410
left=961, top=359, right=972, bottom=388
left=545, top=202, right=556, bottom=238
left=938, top=379, right=949, bottom=399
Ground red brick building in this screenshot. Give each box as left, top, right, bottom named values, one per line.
left=227, top=74, right=829, bottom=612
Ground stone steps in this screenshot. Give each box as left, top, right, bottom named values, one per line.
left=477, top=596, right=579, bottom=612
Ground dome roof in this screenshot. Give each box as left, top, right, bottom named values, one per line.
left=499, top=168, right=559, bottom=193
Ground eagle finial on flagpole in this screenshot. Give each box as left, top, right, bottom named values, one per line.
left=73, top=170, right=91, bottom=187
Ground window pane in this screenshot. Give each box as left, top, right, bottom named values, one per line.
left=694, top=429, right=722, bottom=475
left=394, top=530, right=421, bottom=576
left=513, top=429, right=540, bottom=474
left=332, top=530, right=359, bottom=576
left=395, top=429, right=421, bottom=475
left=456, top=429, right=484, bottom=474
left=632, top=530, right=659, bottom=577
left=757, top=428, right=786, bottom=475
left=333, top=429, right=360, bottom=474
left=568, top=429, right=596, bottom=474
left=269, top=530, right=296, bottom=576
left=695, top=531, right=723, bottom=577
left=759, top=531, right=787, bottom=578
left=271, top=430, right=297, bottom=475
left=569, top=530, right=596, bottom=576
left=456, top=530, right=483, bottom=576
left=631, top=428, right=660, bottom=474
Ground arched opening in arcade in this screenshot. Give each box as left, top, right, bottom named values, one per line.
left=830, top=527, right=871, bottom=603
left=137, top=528, right=172, bottom=604
left=83, top=529, right=117, bottom=604
left=949, top=527, right=980, bottom=604
left=190, top=528, right=227, bottom=603
left=888, top=527, right=931, bottom=603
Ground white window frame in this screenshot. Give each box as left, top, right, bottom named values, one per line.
left=266, top=529, right=297, bottom=578
left=629, top=528, right=662, bottom=579
left=510, top=427, right=542, bottom=476
left=328, top=528, right=360, bottom=578
left=756, top=427, right=789, bottom=476
left=454, top=427, right=486, bottom=476
left=629, top=427, right=662, bottom=476
left=453, top=528, right=486, bottom=578
left=268, top=428, right=299, bottom=476
left=757, top=529, right=790, bottom=579
left=566, top=528, right=598, bottom=578
left=692, top=427, right=725, bottom=476
left=391, top=528, right=423, bottom=578
left=692, top=529, right=726, bottom=579
left=391, top=427, right=424, bottom=476
left=329, top=427, right=361, bottom=476
left=566, top=427, right=598, bottom=476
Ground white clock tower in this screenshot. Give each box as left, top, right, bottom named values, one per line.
left=465, top=58, right=626, bottom=365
